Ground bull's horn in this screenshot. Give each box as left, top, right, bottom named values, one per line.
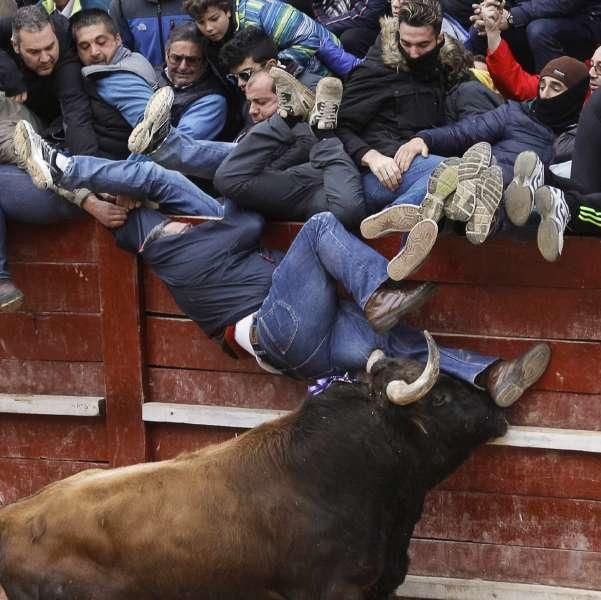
left=366, top=349, right=386, bottom=373
left=386, top=331, right=440, bottom=406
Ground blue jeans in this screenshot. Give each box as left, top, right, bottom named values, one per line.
left=362, top=155, right=443, bottom=214
left=151, top=129, right=235, bottom=179
left=0, top=165, right=82, bottom=280
left=255, top=212, right=496, bottom=382
left=60, top=156, right=223, bottom=217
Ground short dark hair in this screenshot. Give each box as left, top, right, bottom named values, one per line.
left=219, top=26, right=276, bottom=71
left=397, top=0, right=443, bottom=35
left=12, top=5, right=53, bottom=43
left=183, top=0, right=232, bottom=20
left=166, top=22, right=205, bottom=52
left=70, top=8, right=118, bottom=40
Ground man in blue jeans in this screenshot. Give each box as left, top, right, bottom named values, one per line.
left=14, top=116, right=552, bottom=407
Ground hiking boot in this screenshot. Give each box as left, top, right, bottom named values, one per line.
left=535, top=185, right=570, bottom=262
left=505, top=150, right=544, bottom=226
left=445, top=142, right=492, bottom=222
left=360, top=204, right=422, bottom=239
left=13, top=120, right=61, bottom=190
left=420, top=156, right=460, bottom=221
left=270, top=67, right=315, bottom=120
left=128, top=86, right=174, bottom=155
left=365, top=281, right=437, bottom=334
left=309, top=77, right=342, bottom=130
left=387, top=219, right=438, bottom=281
left=466, top=165, right=503, bottom=245
left=485, top=343, right=551, bottom=407
left=0, top=279, right=24, bottom=312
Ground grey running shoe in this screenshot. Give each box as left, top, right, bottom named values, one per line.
left=270, top=68, right=315, bottom=120
left=0, top=279, right=24, bottom=312
left=360, top=204, right=422, bottom=239
left=420, top=156, right=460, bottom=221
left=505, top=150, right=544, bottom=226
left=309, top=77, right=342, bottom=130
left=535, top=185, right=570, bottom=262
left=13, top=120, right=59, bottom=189
left=387, top=219, right=438, bottom=281
left=128, top=86, right=174, bottom=154
left=466, top=165, right=504, bottom=245
left=445, top=142, right=492, bottom=222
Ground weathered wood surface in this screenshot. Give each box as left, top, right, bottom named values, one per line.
left=2, top=219, right=601, bottom=595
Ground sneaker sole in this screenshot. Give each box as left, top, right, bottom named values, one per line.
left=445, top=178, right=477, bottom=222
left=421, top=157, right=460, bottom=221
left=535, top=187, right=562, bottom=262
left=360, top=204, right=421, bottom=239
left=466, top=165, right=503, bottom=245
left=0, top=291, right=24, bottom=313
left=13, top=121, right=53, bottom=189
left=505, top=151, right=541, bottom=226
left=271, top=68, right=315, bottom=120
left=494, top=343, right=551, bottom=408
left=387, top=219, right=438, bottom=281
left=128, top=87, right=174, bottom=154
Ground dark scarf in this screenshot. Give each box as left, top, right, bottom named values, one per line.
left=399, top=40, right=444, bottom=80
left=534, top=77, right=589, bottom=133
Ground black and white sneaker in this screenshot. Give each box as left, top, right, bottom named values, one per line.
left=505, top=150, right=544, bottom=226
left=535, top=185, right=570, bottom=262
left=309, top=77, right=342, bottom=130
left=13, top=120, right=60, bottom=190
left=128, top=86, right=174, bottom=155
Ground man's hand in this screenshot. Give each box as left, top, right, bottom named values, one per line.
left=82, top=193, right=128, bottom=228
left=362, top=149, right=403, bottom=191
left=394, top=138, right=429, bottom=173
left=8, top=91, right=27, bottom=103
left=483, top=2, right=503, bottom=50
left=471, top=0, right=505, bottom=35
left=113, top=194, right=142, bottom=210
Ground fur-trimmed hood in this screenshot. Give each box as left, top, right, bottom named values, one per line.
left=373, top=16, right=474, bottom=88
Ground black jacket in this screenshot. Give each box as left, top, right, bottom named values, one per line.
left=0, top=13, right=99, bottom=155
left=508, top=0, right=601, bottom=27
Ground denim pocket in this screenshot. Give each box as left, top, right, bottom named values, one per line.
left=258, top=300, right=300, bottom=356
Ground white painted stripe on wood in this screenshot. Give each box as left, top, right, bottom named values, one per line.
left=142, top=403, right=601, bottom=454
left=0, top=394, right=104, bottom=417
left=396, top=575, right=601, bottom=599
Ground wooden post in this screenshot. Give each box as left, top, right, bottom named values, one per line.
left=96, top=224, right=147, bottom=466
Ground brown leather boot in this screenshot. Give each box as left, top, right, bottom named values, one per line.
left=364, top=282, right=436, bottom=334
left=485, top=343, right=551, bottom=407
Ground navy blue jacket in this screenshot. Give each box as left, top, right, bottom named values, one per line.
left=418, top=100, right=555, bottom=185
left=509, top=0, right=601, bottom=27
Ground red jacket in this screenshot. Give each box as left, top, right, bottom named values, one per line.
left=486, top=38, right=539, bottom=100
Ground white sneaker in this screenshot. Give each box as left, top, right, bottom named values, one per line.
left=535, top=185, right=570, bottom=262
left=387, top=219, right=438, bottom=281
left=505, top=150, right=544, bottom=226
left=309, top=77, right=342, bottom=130
left=13, top=120, right=58, bottom=189
left=270, top=67, right=315, bottom=120
left=466, top=165, right=503, bottom=245
left=128, top=86, right=174, bottom=154
left=360, top=204, right=422, bottom=239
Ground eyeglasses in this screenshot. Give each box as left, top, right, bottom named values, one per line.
left=167, top=52, right=203, bottom=67
left=591, top=61, right=601, bottom=76
left=226, top=67, right=257, bottom=85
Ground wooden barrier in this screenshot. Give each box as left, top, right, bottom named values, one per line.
left=1, top=217, right=601, bottom=598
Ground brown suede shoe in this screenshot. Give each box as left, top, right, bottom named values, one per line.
left=0, top=279, right=24, bottom=312
left=364, top=282, right=437, bottom=334
left=486, top=343, right=551, bottom=407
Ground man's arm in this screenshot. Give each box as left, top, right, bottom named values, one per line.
left=176, top=94, right=227, bottom=141
left=94, top=72, right=154, bottom=127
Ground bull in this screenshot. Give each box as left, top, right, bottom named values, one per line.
left=0, top=333, right=512, bottom=600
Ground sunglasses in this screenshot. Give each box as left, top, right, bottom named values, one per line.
left=167, top=52, right=203, bottom=67
left=226, top=67, right=257, bottom=85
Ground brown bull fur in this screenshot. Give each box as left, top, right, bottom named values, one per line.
left=0, top=356, right=508, bottom=600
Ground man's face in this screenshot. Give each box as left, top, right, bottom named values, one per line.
left=166, top=40, right=205, bottom=87
left=74, top=23, right=122, bottom=66
left=228, top=56, right=269, bottom=91
left=246, top=73, right=277, bottom=123
left=589, top=46, right=601, bottom=94
left=390, top=0, right=403, bottom=17
left=195, top=7, right=231, bottom=43
left=538, top=75, right=568, bottom=100
left=398, top=23, right=439, bottom=59
left=13, top=24, right=59, bottom=76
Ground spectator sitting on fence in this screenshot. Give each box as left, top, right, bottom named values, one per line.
left=14, top=116, right=551, bottom=410
left=182, top=0, right=360, bottom=79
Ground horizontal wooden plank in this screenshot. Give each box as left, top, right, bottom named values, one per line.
left=491, top=426, right=601, bottom=453
left=6, top=219, right=97, bottom=263
left=0, top=359, right=104, bottom=396
left=0, top=394, right=104, bottom=417
left=0, top=314, right=102, bottom=362
left=0, top=415, right=107, bottom=462
left=10, top=262, right=99, bottom=313
left=415, top=490, right=601, bottom=551
left=144, top=268, right=182, bottom=315
left=408, top=539, right=601, bottom=590
left=396, top=575, right=601, bottom=599
left=147, top=367, right=305, bottom=410
left=0, top=457, right=106, bottom=505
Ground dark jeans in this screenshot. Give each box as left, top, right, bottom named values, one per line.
left=0, top=165, right=82, bottom=280
left=571, top=89, right=601, bottom=195
left=214, top=115, right=366, bottom=229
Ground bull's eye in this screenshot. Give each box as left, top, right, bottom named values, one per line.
left=431, top=394, right=450, bottom=407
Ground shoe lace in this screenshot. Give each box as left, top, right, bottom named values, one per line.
left=316, top=101, right=339, bottom=125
